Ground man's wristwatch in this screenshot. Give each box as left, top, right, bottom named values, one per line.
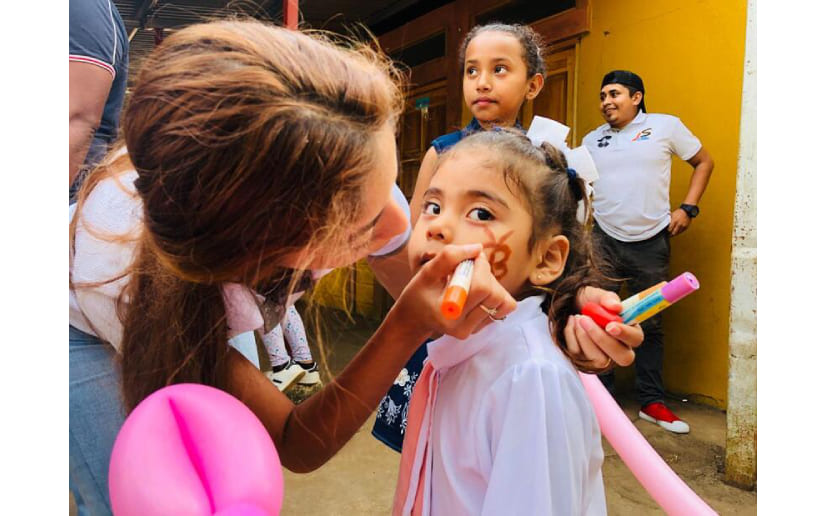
left=680, top=204, right=700, bottom=218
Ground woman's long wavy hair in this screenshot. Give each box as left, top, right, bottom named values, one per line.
left=70, top=19, right=404, bottom=411
left=442, top=130, right=611, bottom=373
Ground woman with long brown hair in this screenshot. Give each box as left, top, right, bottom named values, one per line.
left=69, top=19, right=641, bottom=515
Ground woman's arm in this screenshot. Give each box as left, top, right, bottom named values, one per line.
left=368, top=146, right=439, bottom=300
left=225, top=306, right=428, bottom=472
left=367, top=249, right=412, bottom=301
left=226, top=244, right=517, bottom=472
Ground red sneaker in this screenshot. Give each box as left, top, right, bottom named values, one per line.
left=639, top=402, right=690, bottom=434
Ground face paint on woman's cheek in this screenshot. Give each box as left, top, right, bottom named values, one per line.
left=481, top=227, right=514, bottom=280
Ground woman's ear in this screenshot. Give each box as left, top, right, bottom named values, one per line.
left=525, top=73, right=545, bottom=101
left=530, top=235, right=569, bottom=286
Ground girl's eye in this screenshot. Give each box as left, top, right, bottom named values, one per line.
left=494, top=65, right=507, bottom=74
left=468, top=208, right=494, bottom=221
left=466, top=67, right=477, bottom=76
left=423, top=201, right=441, bottom=216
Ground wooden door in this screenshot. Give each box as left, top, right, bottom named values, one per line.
left=398, top=80, right=449, bottom=199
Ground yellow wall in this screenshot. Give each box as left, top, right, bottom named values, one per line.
left=311, top=267, right=352, bottom=310
left=576, top=0, right=748, bottom=408
left=312, top=260, right=377, bottom=317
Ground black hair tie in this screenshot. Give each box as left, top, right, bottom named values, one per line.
left=566, top=168, right=578, bottom=181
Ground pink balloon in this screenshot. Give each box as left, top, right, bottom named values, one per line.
left=109, top=384, right=283, bottom=516
left=579, top=373, right=717, bottom=516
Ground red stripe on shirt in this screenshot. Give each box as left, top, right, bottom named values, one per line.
left=69, top=55, right=116, bottom=78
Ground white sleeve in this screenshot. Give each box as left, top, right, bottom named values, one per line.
left=228, top=331, right=260, bottom=369
left=368, top=183, right=411, bottom=257
left=669, top=117, right=702, bottom=161
left=479, top=360, right=605, bottom=516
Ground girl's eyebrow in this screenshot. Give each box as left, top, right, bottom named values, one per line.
left=425, top=186, right=509, bottom=209
left=424, top=186, right=443, bottom=198
left=466, top=190, right=509, bottom=209
left=465, top=56, right=515, bottom=65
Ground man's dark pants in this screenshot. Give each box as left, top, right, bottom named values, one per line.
left=594, top=223, right=670, bottom=408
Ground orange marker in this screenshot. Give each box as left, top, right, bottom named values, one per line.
left=441, top=259, right=474, bottom=320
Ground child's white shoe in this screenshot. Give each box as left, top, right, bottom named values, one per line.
left=266, top=362, right=305, bottom=392
left=296, top=361, right=321, bottom=386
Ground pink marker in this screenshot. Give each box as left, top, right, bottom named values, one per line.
left=581, top=273, right=700, bottom=328
left=619, top=272, right=700, bottom=325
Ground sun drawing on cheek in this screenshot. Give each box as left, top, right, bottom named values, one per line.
left=481, top=227, right=513, bottom=280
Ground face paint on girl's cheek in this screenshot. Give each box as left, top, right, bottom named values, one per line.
left=481, top=227, right=514, bottom=280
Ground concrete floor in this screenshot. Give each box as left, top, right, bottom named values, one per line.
left=72, top=307, right=757, bottom=515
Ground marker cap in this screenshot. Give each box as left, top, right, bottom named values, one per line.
left=661, top=272, right=700, bottom=303
left=442, top=285, right=468, bottom=320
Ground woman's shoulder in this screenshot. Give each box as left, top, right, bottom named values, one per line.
left=76, top=170, right=141, bottom=235
left=72, top=169, right=143, bottom=285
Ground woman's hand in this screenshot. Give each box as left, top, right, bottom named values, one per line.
left=391, top=243, right=517, bottom=341
left=563, top=286, right=643, bottom=370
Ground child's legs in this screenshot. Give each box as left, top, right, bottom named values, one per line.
left=282, top=305, right=313, bottom=363
left=261, top=324, right=290, bottom=368
left=70, top=325, right=125, bottom=516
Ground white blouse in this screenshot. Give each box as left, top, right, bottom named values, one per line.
left=423, top=295, right=606, bottom=515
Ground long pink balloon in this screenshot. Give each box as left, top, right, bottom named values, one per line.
left=579, top=373, right=717, bottom=516
left=109, top=384, right=283, bottom=516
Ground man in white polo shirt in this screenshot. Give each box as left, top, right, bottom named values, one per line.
left=583, top=70, right=714, bottom=434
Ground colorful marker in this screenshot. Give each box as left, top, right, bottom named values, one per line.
left=620, top=281, right=667, bottom=312
left=581, top=272, right=700, bottom=328
left=441, top=259, right=474, bottom=320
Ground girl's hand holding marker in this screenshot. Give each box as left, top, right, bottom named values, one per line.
left=581, top=272, right=700, bottom=328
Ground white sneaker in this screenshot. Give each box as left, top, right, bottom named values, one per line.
left=266, top=362, right=305, bottom=392
left=296, top=361, right=321, bottom=386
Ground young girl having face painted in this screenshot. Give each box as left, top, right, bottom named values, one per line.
left=373, top=22, right=549, bottom=451
left=393, top=129, right=608, bottom=515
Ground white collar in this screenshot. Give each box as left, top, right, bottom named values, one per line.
left=604, top=110, right=647, bottom=133
left=427, top=295, right=546, bottom=372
